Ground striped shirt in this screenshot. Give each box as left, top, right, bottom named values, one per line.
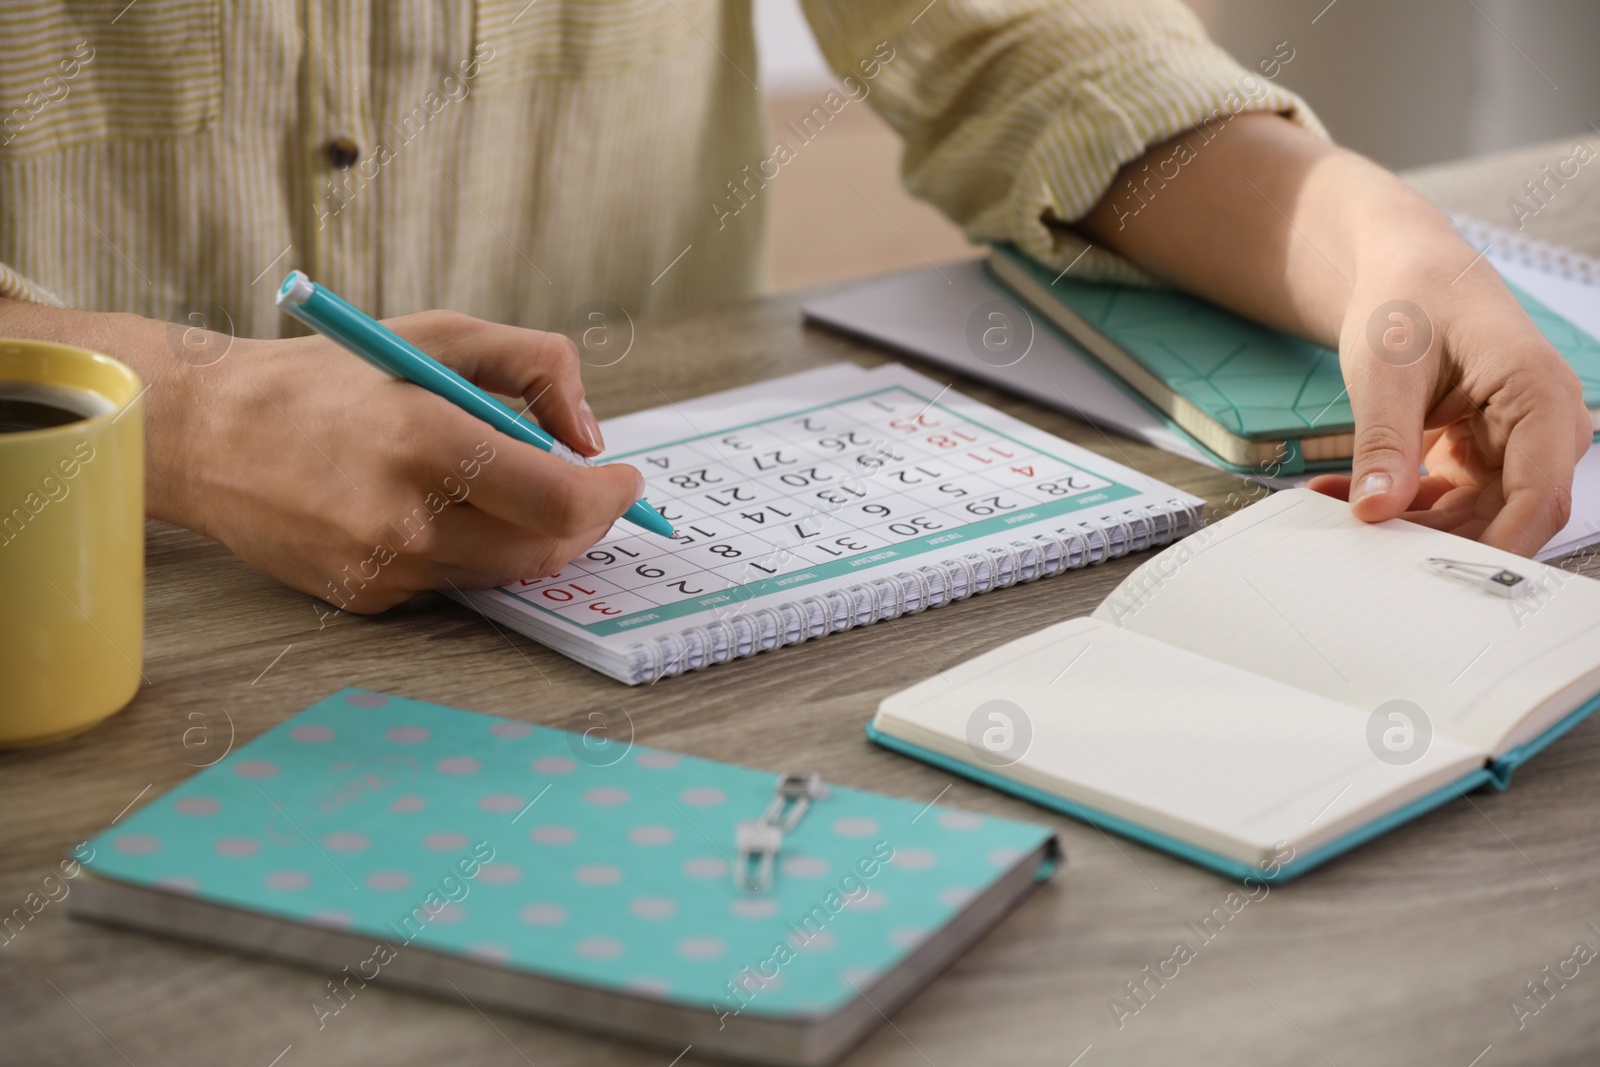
left=0, top=0, right=1321, bottom=338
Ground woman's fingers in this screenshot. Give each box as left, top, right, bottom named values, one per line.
left=414, top=400, right=644, bottom=540
left=1479, top=400, right=1585, bottom=556
left=1341, top=329, right=1433, bottom=524
left=1304, top=472, right=1352, bottom=501
left=404, top=503, right=612, bottom=583
left=1406, top=473, right=1470, bottom=512
left=287, top=315, right=641, bottom=608
left=471, top=445, right=644, bottom=539
left=1306, top=471, right=1458, bottom=510
left=1307, top=471, right=1478, bottom=528
left=1398, top=481, right=1484, bottom=529
left=387, top=309, right=604, bottom=457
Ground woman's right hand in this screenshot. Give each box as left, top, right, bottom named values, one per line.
left=166, top=309, right=646, bottom=612
left=0, top=299, right=645, bottom=613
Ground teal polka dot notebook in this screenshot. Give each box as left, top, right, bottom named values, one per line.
left=72, top=689, right=1058, bottom=1065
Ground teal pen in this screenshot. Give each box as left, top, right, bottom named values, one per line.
left=275, top=270, right=674, bottom=539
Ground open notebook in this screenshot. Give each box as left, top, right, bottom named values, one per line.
left=870, top=489, right=1600, bottom=881
left=452, top=363, right=1201, bottom=684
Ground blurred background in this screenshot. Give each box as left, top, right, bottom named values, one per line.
left=754, top=0, right=1600, bottom=291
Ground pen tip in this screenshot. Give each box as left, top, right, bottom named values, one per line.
left=625, top=499, right=676, bottom=539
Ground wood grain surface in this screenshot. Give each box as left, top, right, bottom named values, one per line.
left=3, top=140, right=1599, bottom=1067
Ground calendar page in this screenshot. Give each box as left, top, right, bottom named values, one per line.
left=479, top=364, right=1196, bottom=647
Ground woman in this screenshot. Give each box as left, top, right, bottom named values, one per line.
left=0, top=0, right=1585, bottom=610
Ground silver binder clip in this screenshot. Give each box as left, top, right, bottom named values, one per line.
left=1426, top=557, right=1530, bottom=598
left=734, top=819, right=783, bottom=891
left=733, top=773, right=828, bottom=891
left=764, top=772, right=828, bottom=832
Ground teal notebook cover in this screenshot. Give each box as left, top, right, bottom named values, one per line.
left=867, top=689, right=1600, bottom=884
left=991, top=243, right=1600, bottom=464
left=81, top=688, right=1056, bottom=1019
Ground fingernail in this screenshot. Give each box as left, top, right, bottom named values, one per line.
left=631, top=467, right=647, bottom=501
left=579, top=400, right=604, bottom=452
left=1354, top=472, right=1393, bottom=501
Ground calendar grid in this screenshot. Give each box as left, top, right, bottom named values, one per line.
left=504, top=386, right=1139, bottom=635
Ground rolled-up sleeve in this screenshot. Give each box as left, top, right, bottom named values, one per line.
left=802, top=0, right=1326, bottom=283
left=0, top=261, right=63, bottom=305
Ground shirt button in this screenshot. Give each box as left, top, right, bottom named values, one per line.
left=325, top=137, right=361, bottom=169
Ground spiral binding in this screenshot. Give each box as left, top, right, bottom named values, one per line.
left=623, top=498, right=1204, bottom=683
left=1447, top=212, right=1600, bottom=287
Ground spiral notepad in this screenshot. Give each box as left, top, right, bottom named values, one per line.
left=452, top=364, right=1203, bottom=684
left=1447, top=212, right=1600, bottom=347
left=1449, top=211, right=1600, bottom=287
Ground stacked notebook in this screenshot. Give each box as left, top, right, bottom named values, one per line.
left=452, top=363, right=1202, bottom=684
left=871, top=489, right=1600, bottom=881
left=72, top=689, right=1059, bottom=1066
left=985, top=233, right=1600, bottom=471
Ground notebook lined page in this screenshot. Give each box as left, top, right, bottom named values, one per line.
left=1095, top=490, right=1600, bottom=754
left=876, top=617, right=1482, bottom=863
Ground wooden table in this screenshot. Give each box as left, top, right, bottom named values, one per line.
left=5, top=139, right=1599, bottom=1067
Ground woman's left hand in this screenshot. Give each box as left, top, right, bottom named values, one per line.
left=1306, top=236, right=1590, bottom=557
left=1081, top=113, right=1590, bottom=557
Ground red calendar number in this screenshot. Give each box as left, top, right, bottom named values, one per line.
left=541, top=582, right=600, bottom=603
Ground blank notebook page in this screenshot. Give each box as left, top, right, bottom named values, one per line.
left=1095, top=490, right=1600, bottom=755
left=878, top=617, right=1481, bottom=861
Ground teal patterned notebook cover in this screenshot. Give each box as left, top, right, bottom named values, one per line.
left=82, top=689, right=1055, bottom=1018
left=995, top=244, right=1600, bottom=440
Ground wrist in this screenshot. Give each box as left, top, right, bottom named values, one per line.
left=1317, top=153, right=1465, bottom=285
left=0, top=298, right=212, bottom=528
left=140, top=325, right=210, bottom=529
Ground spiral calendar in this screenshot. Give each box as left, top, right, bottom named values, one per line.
left=453, top=363, right=1203, bottom=683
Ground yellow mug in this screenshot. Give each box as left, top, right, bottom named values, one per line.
left=0, top=339, right=144, bottom=748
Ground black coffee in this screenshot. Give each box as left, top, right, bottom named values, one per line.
left=0, top=382, right=112, bottom=433
left=0, top=397, right=87, bottom=433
